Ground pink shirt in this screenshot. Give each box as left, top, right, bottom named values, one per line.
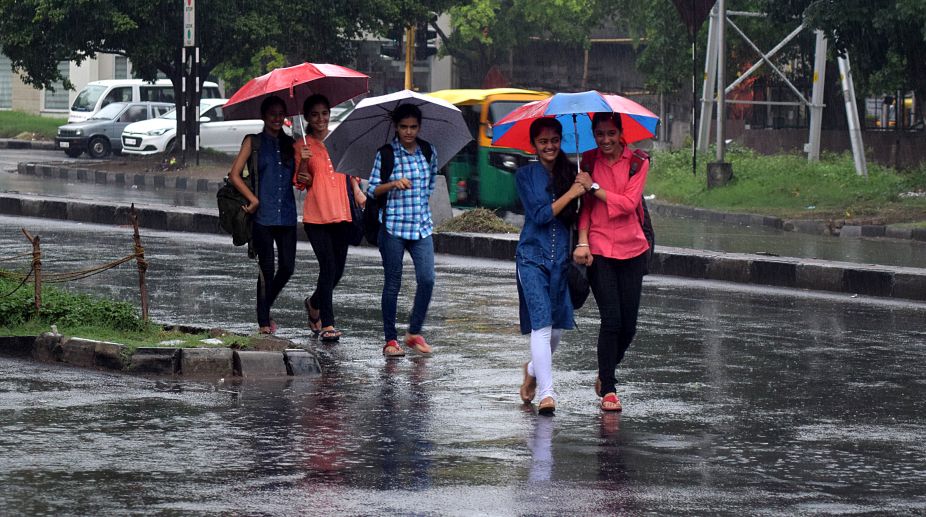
left=578, top=146, right=650, bottom=260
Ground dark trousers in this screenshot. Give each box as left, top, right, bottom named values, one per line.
left=588, top=252, right=646, bottom=396
left=304, top=222, right=351, bottom=328
left=252, top=223, right=297, bottom=327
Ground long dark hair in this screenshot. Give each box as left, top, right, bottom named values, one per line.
left=529, top=118, right=577, bottom=227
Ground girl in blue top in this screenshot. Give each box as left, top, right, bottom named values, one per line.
left=228, top=95, right=299, bottom=334
left=516, top=118, right=588, bottom=415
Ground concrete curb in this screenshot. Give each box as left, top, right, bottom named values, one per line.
left=16, top=161, right=224, bottom=193
left=2, top=192, right=924, bottom=302
left=0, top=139, right=56, bottom=151
left=649, top=200, right=926, bottom=243
left=0, top=333, right=322, bottom=378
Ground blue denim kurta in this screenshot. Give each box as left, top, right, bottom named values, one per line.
left=253, top=132, right=297, bottom=227
left=515, top=162, right=574, bottom=335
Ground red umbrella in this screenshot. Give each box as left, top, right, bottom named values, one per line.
left=223, top=63, right=369, bottom=121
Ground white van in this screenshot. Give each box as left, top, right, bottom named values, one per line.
left=68, top=79, right=222, bottom=123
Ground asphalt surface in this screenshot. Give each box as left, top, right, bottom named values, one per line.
left=1, top=216, right=924, bottom=515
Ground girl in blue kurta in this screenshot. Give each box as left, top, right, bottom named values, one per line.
left=516, top=118, right=588, bottom=414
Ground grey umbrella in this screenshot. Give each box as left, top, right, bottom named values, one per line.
left=324, top=89, right=472, bottom=179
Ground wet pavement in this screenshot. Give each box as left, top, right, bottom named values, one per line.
left=1, top=215, right=925, bottom=515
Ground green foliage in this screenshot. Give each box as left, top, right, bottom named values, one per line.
left=646, top=148, right=926, bottom=220
left=436, top=208, right=519, bottom=233
left=214, top=46, right=286, bottom=95
left=0, top=111, right=65, bottom=139
left=0, top=275, right=143, bottom=332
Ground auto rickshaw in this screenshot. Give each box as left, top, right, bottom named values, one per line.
left=427, top=88, right=550, bottom=210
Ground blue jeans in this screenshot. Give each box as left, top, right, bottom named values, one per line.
left=378, top=227, right=435, bottom=342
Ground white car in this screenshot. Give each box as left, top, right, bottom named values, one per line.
left=121, top=98, right=264, bottom=155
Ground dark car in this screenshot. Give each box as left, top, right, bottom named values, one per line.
left=56, top=101, right=173, bottom=158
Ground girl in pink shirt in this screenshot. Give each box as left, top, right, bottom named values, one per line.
left=573, top=113, right=650, bottom=412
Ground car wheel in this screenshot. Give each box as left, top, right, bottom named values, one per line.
left=165, top=138, right=177, bottom=154
left=87, top=136, right=111, bottom=158
left=64, top=148, right=83, bottom=158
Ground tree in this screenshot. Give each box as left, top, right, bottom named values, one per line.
left=765, top=0, right=926, bottom=126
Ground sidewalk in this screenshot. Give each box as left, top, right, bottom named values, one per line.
left=1, top=191, right=924, bottom=302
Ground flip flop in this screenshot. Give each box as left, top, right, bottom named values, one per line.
left=601, top=393, right=622, bottom=412
left=320, top=328, right=341, bottom=343
left=304, top=297, right=321, bottom=336
left=404, top=335, right=432, bottom=354
left=383, top=340, right=405, bottom=358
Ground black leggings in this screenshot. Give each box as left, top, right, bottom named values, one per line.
left=304, top=222, right=351, bottom=328
left=588, top=252, right=646, bottom=396
left=252, top=223, right=297, bottom=327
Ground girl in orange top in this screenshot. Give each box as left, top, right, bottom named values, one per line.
left=294, top=94, right=367, bottom=342
left=573, top=112, right=650, bottom=413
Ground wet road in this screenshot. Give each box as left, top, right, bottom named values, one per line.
left=1, top=216, right=925, bottom=515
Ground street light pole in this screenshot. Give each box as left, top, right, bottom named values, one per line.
left=404, top=24, right=415, bottom=90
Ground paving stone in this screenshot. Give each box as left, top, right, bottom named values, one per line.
left=59, top=338, right=97, bottom=367
left=180, top=348, right=233, bottom=377
left=32, top=333, right=62, bottom=362
left=234, top=351, right=288, bottom=378
left=128, top=347, right=180, bottom=375
left=94, top=341, right=127, bottom=370
left=284, top=349, right=322, bottom=376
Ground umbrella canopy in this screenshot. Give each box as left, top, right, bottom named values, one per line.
left=223, top=63, right=369, bottom=121
left=324, top=89, right=473, bottom=179
left=491, top=90, right=659, bottom=154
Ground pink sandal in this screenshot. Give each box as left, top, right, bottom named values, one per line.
left=601, top=393, right=622, bottom=412
left=404, top=335, right=432, bottom=354
left=383, top=340, right=405, bottom=358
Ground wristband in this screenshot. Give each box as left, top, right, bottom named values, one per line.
left=575, top=243, right=589, bottom=248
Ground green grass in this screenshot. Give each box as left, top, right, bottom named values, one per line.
left=647, top=148, right=926, bottom=222
left=435, top=207, right=519, bottom=233
left=0, top=110, right=67, bottom=140
left=0, top=274, right=252, bottom=355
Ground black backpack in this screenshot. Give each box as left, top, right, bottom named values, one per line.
left=362, top=139, right=433, bottom=246
left=217, top=134, right=261, bottom=247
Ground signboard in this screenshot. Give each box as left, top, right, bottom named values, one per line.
left=183, top=0, right=195, bottom=46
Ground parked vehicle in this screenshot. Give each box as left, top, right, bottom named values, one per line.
left=121, top=98, right=265, bottom=156
left=56, top=101, right=173, bottom=158
left=426, top=88, right=550, bottom=210
left=68, top=79, right=221, bottom=123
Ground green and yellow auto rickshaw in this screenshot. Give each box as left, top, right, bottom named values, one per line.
left=427, top=88, right=550, bottom=210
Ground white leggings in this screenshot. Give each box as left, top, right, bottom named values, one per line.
left=527, top=326, right=563, bottom=401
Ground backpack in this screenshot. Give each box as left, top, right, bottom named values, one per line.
left=580, top=148, right=655, bottom=274
left=362, top=139, right=434, bottom=246
left=217, top=134, right=261, bottom=249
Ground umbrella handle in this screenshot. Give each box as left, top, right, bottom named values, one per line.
left=298, top=115, right=307, bottom=146
left=572, top=114, right=580, bottom=175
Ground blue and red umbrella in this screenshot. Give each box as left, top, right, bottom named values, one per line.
left=491, top=90, right=659, bottom=154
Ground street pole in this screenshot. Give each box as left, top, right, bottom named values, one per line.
left=404, top=24, right=415, bottom=90
left=706, top=0, right=733, bottom=188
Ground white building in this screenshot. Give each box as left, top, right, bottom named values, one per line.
left=0, top=53, right=131, bottom=116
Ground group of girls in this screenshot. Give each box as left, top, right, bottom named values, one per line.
left=228, top=95, right=434, bottom=356
left=228, top=94, right=650, bottom=415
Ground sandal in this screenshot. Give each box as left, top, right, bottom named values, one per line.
left=538, top=396, right=556, bottom=416
left=383, top=340, right=405, bottom=358
left=601, top=393, right=622, bottom=412
left=404, top=335, right=432, bottom=355
left=519, top=362, right=536, bottom=403
left=319, top=328, right=341, bottom=343
left=304, top=297, right=321, bottom=336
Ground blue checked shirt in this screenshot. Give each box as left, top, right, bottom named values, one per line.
left=366, top=138, right=438, bottom=240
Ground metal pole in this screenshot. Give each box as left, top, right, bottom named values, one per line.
left=807, top=30, right=827, bottom=162
left=691, top=33, right=697, bottom=175
left=130, top=204, right=149, bottom=321
left=404, top=25, right=415, bottom=90
left=716, top=0, right=726, bottom=162
left=697, top=6, right=718, bottom=152
left=838, top=55, right=868, bottom=177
